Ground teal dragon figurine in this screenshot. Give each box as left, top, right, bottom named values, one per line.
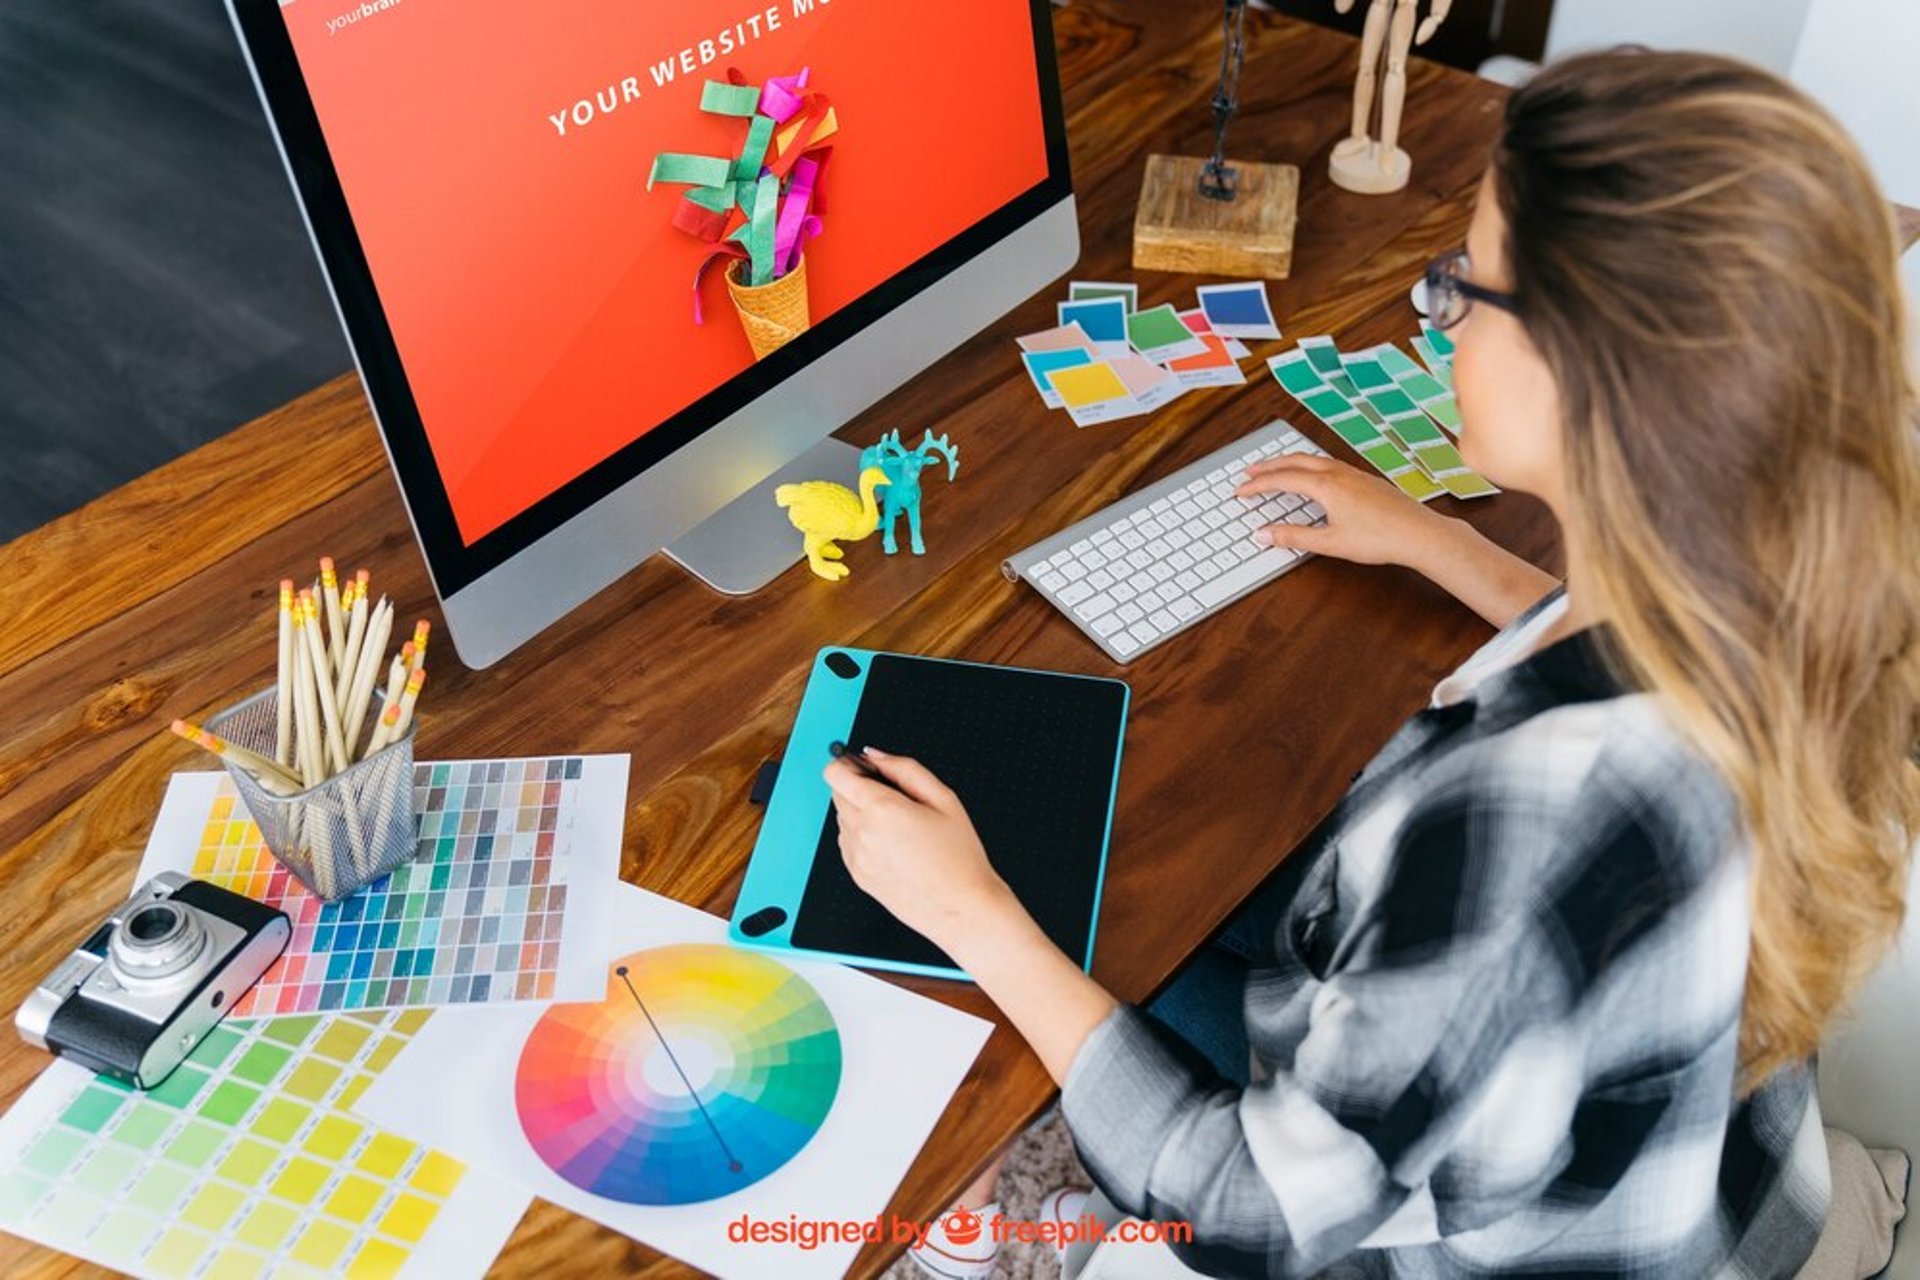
left=859, top=429, right=961, bottom=556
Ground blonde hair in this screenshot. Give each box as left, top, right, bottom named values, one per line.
left=1494, top=50, right=1920, bottom=1087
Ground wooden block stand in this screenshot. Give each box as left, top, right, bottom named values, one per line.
left=1133, top=153, right=1299, bottom=278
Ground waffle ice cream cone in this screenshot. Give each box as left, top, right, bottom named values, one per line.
left=726, top=255, right=812, bottom=359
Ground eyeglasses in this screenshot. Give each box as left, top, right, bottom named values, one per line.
left=1424, top=249, right=1519, bottom=330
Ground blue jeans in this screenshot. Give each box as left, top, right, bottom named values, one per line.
left=1144, top=853, right=1316, bottom=1087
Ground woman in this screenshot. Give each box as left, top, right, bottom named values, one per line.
left=825, top=50, right=1920, bottom=1279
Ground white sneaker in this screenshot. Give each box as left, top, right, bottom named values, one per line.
left=1039, top=1186, right=1092, bottom=1265
left=908, top=1201, right=1001, bottom=1279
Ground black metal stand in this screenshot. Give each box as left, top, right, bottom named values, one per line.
left=1198, top=0, right=1250, bottom=202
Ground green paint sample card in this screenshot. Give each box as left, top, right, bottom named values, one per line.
left=1124, top=303, right=1209, bottom=363
left=1296, top=335, right=1347, bottom=378
left=1267, top=350, right=1443, bottom=502
left=1387, top=414, right=1448, bottom=447
left=1440, top=470, right=1501, bottom=498
left=0, top=1009, right=526, bottom=1277
left=1412, top=335, right=1453, bottom=385
left=1381, top=341, right=1462, bottom=434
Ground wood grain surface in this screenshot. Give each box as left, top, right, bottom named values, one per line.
left=0, top=7, right=1550, bottom=1276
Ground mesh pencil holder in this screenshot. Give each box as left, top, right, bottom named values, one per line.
left=204, top=686, right=418, bottom=902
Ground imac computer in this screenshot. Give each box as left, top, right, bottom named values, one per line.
left=226, top=0, right=1075, bottom=668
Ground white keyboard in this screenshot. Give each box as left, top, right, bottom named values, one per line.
left=1001, top=420, right=1329, bottom=663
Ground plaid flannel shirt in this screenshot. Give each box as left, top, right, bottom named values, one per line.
left=1062, top=589, right=1828, bottom=1278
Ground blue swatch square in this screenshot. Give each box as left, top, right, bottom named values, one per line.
left=1022, top=348, right=1095, bottom=398
left=1056, top=296, right=1127, bottom=343
left=1198, top=284, right=1273, bottom=327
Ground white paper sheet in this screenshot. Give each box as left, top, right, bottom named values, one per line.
left=132, top=755, right=628, bottom=1016
left=355, top=883, right=993, bottom=1279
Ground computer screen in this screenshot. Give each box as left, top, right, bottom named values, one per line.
left=247, top=0, right=1063, bottom=586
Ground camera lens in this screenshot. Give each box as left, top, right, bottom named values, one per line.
left=108, top=899, right=208, bottom=982
left=126, top=904, right=183, bottom=945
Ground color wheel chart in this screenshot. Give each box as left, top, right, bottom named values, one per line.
left=135, top=756, right=624, bottom=1017
left=0, top=1010, right=525, bottom=1278
left=515, top=944, right=842, bottom=1205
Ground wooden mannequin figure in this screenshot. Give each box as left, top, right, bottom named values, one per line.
left=1329, top=0, right=1454, bottom=194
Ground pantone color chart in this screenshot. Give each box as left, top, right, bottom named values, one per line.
left=0, top=1011, right=526, bottom=1278
left=515, top=944, right=841, bottom=1206
left=135, top=757, right=626, bottom=1017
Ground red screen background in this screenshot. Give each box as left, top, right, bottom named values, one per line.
left=284, top=0, right=1048, bottom=543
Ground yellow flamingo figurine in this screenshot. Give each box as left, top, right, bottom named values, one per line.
left=774, top=466, right=888, bottom=581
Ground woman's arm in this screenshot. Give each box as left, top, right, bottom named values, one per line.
left=1237, top=454, right=1560, bottom=628
left=822, top=750, right=1116, bottom=1082
left=821, top=749, right=1534, bottom=1279
left=1402, top=512, right=1562, bottom=629
left=942, top=888, right=1117, bottom=1084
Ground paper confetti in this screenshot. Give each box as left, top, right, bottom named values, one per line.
left=649, top=68, right=837, bottom=328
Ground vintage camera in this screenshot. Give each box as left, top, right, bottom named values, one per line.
left=16, top=872, right=290, bottom=1088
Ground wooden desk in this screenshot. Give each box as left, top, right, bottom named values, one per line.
left=0, top=8, right=1547, bottom=1276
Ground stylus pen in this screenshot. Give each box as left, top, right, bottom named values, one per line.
left=828, top=741, right=902, bottom=792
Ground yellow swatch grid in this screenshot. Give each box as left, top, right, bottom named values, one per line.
left=0, top=1009, right=480, bottom=1278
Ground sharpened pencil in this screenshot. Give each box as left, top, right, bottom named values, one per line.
left=319, top=557, right=344, bottom=677
left=172, top=719, right=301, bottom=794
left=275, top=580, right=294, bottom=769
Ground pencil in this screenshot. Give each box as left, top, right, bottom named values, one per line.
left=408, top=620, right=430, bottom=676
left=360, top=648, right=410, bottom=761
left=390, top=666, right=425, bottom=739
left=292, top=623, right=321, bottom=785
left=298, top=591, right=349, bottom=774
left=342, top=598, right=392, bottom=752
left=319, top=558, right=344, bottom=678
left=366, top=666, right=425, bottom=756
left=275, top=580, right=294, bottom=769
left=172, top=719, right=302, bottom=794
left=335, top=574, right=369, bottom=713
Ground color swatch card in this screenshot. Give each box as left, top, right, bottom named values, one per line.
left=1420, top=321, right=1456, bottom=365
left=1123, top=304, right=1209, bottom=364
left=1166, top=334, right=1248, bottom=388
left=1055, top=297, right=1131, bottom=359
left=1298, top=337, right=1397, bottom=436
left=0, top=1010, right=527, bottom=1278
left=1178, top=308, right=1252, bottom=360
left=1412, top=336, right=1454, bottom=388
left=1196, top=281, right=1282, bottom=340
left=1268, top=351, right=1444, bottom=501
left=1022, top=347, right=1095, bottom=409
left=1109, top=353, right=1186, bottom=411
left=356, top=883, right=992, bottom=1279
left=1339, top=347, right=1496, bottom=498
left=1377, top=343, right=1461, bottom=432
left=1015, top=321, right=1097, bottom=355
left=1067, top=280, right=1139, bottom=311
left=134, top=755, right=628, bottom=1016
left=1050, top=361, right=1149, bottom=427
left=1296, top=334, right=1350, bottom=382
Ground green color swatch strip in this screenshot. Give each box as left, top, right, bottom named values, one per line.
left=1267, top=350, right=1443, bottom=502
left=0, top=1008, right=472, bottom=1278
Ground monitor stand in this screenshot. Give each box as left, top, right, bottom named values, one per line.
left=663, top=435, right=864, bottom=595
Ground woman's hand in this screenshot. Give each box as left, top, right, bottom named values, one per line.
left=826, top=749, right=1120, bottom=1086
left=823, top=749, right=1021, bottom=953
left=1235, top=453, right=1448, bottom=567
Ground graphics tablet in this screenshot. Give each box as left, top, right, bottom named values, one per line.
left=731, top=648, right=1128, bottom=979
